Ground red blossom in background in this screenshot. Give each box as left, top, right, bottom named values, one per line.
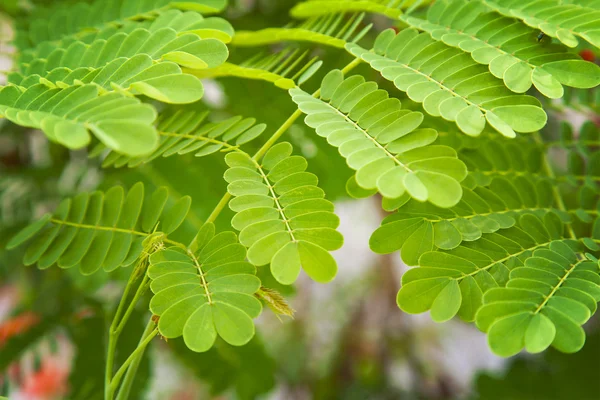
left=0, top=311, right=40, bottom=347
left=19, top=359, right=70, bottom=399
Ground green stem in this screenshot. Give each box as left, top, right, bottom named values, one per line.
left=114, top=318, right=156, bottom=400
left=109, top=326, right=158, bottom=399
left=205, top=192, right=232, bottom=225
left=50, top=218, right=187, bottom=250
left=115, top=272, right=150, bottom=334
left=105, top=267, right=139, bottom=400
left=534, top=132, right=577, bottom=239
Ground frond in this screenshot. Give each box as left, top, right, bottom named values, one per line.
left=18, top=10, right=234, bottom=68
left=149, top=224, right=262, bottom=352
left=17, top=0, right=227, bottom=50
left=290, top=0, right=432, bottom=19
left=559, top=121, right=600, bottom=186
left=18, top=10, right=234, bottom=71
left=482, top=0, right=600, bottom=49
left=7, top=182, right=192, bottom=274
left=291, top=70, right=468, bottom=208
left=446, top=131, right=547, bottom=187
left=477, top=241, right=600, bottom=356
left=232, top=12, right=371, bottom=48
left=370, top=176, right=560, bottom=265
left=346, top=28, right=548, bottom=138
left=94, top=107, right=267, bottom=168
left=401, top=0, right=600, bottom=98
left=225, top=142, right=343, bottom=285
left=381, top=115, right=600, bottom=355
left=0, top=85, right=158, bottom=156
left=189, top=47, right=323, bottom=89
left=9, top=28, right=229, bottom=104
left=392, top=214, right=587, bottom=323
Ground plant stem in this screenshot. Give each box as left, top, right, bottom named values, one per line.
left=109, top=325, right=158, bottom=399
left=105, top=267, right=139, bottom=400
left=534, top=132, right=577, bottom=239
left=114, top=318, right=156, bottom=400
left=193, top=56, right=363, bottom=234
left=115, top=272, right=149, bottom=334
left=204, top=192, right=232, bottom=225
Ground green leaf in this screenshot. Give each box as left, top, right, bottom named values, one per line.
left=9, top=183, right=192, bottom=273
left=0, top=85, right=158, bottom=156
left=161, top=196, right=192, bottom=234
left=225, top=144, right=341, bottom=285
left=543, top=60, right=600, bottom=89
left=531, top=67, right=564, bottom=99
left=297, top=240, right=337, bottom=283
left=397, top=278, right=451, bottom=314
left=525, top=313, right=556, bottom=353
left=504, top=62, right=533, bottom=93
left=131, top=74, right=204, bottom=104
left=476, top=241, right=600, bottom=356
left=430, top=279, right=462, bottom=322
left=183, top=303, right=217, bottom=352
left=150, top=234, right=261, bottom=352
left=347, top=30, right=548, bottom=135
left=271, top=242, right=302, bottom=285
left=401, top=221, right=434, bottom=266
left=488, top=313, right=532, bottom=357
left=7, top=213, right=52, bottom=249
left=291, top=73, right=467, bottom=207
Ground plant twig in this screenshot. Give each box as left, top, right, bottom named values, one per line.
left=105, top=266, right=139, bottom=400
left=109, top=325, right=158, bottom=398
left=114, top=318, right=157, bottom=400
left=534, top=132, right=577, bottom=239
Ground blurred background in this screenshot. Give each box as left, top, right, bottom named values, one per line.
left=1, top=0, right=599, bottom=399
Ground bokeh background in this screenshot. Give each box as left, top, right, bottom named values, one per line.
left=1, top=0, right=599, bottom=399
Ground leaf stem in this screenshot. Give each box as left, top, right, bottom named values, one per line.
left=114, top=318, right=157, bottom=400
left=533, top=258, right=586, bottom=314
left=50, top=218, right=188, bottom=250
left=204, top=192, right=232, bottom=225
left=105, top=266, right=139, bottom=400
left=534, top=132, right=577, bottom=239
left=115, top=272, right=149, bottom=334
left=109, top=325, right=158, bottom=398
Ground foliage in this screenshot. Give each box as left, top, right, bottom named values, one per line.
left=1, top=0, right=600, bottom=398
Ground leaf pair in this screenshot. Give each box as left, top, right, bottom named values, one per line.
left=225, top=142, right=342, bottom=285
left=149, top=225, right=261, bottom=352
left=291, top=70, right=468, bottom=208
left=7, top=182, right=191, bottom=274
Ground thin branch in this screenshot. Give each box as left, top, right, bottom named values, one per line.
left=534, top=132, right=577, bottom=239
